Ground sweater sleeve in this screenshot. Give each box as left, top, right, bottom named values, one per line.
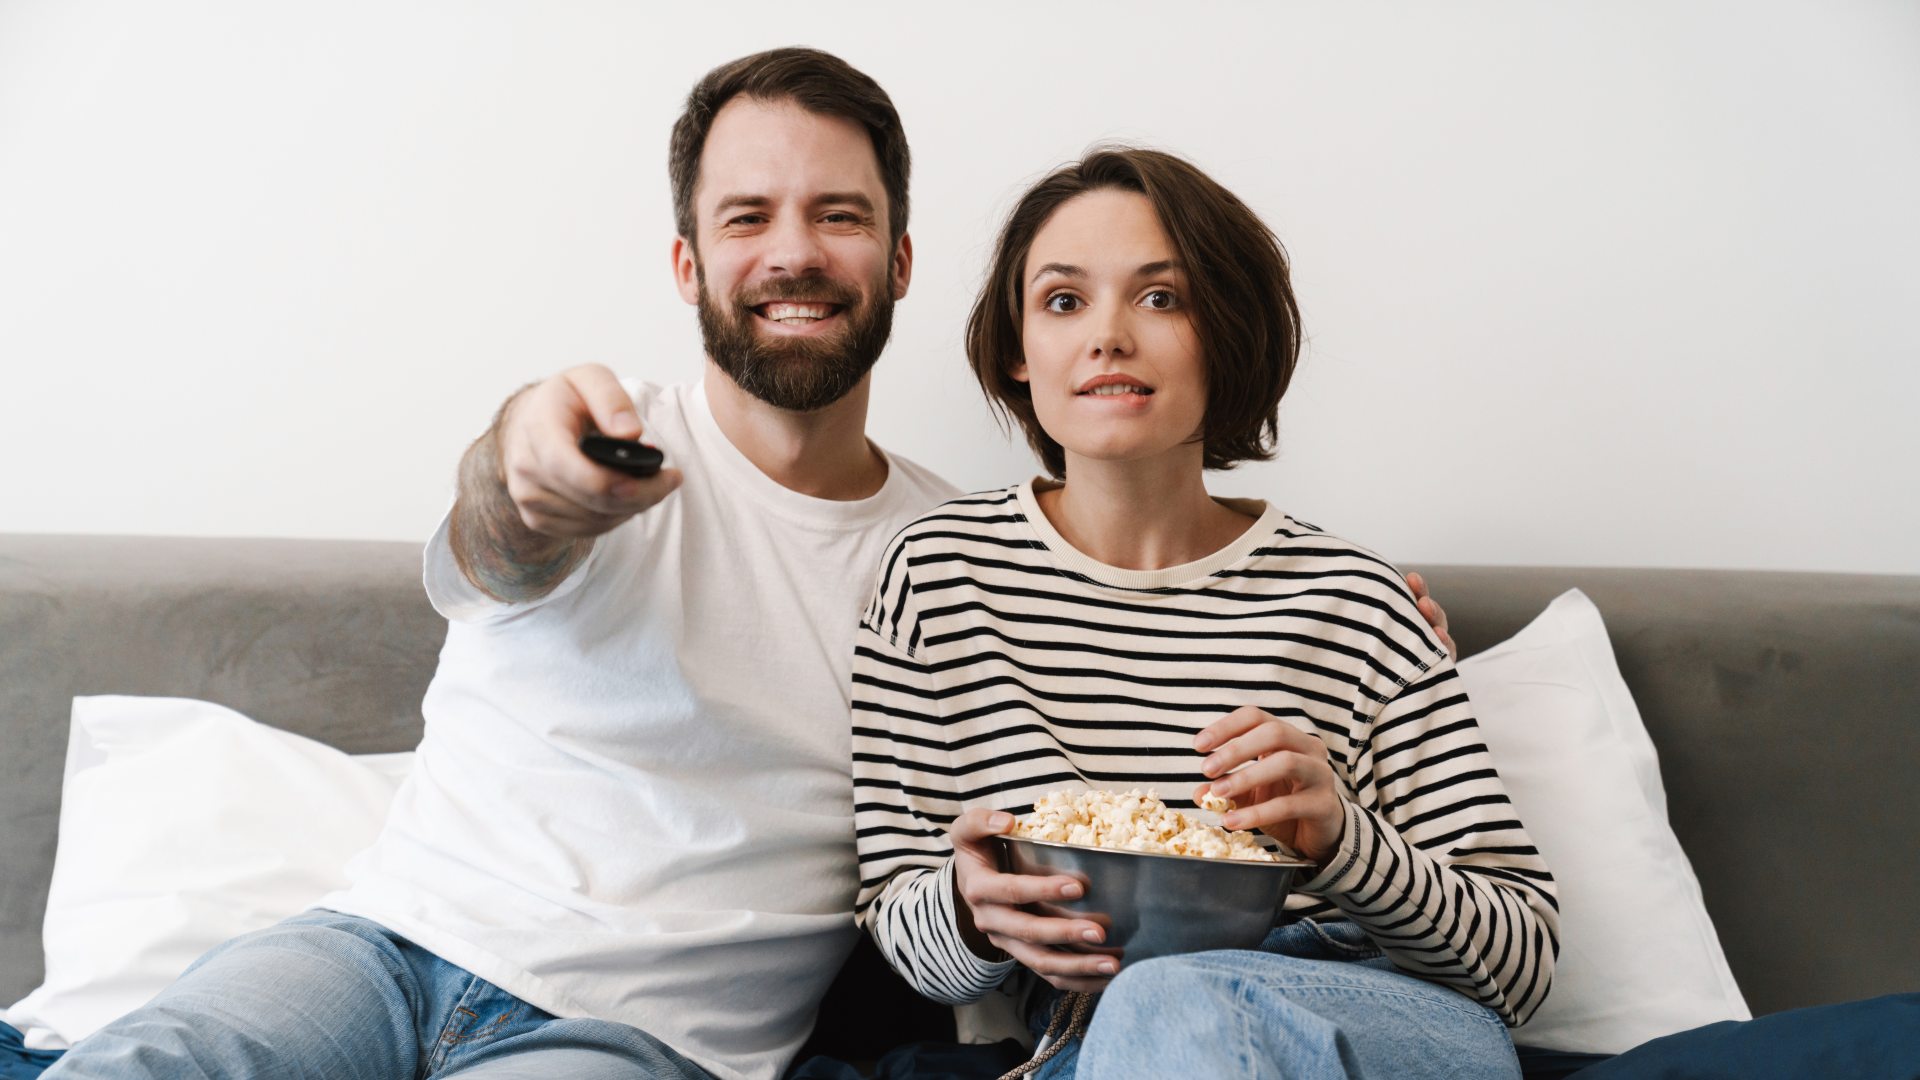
left=850, top=545, right=1018, bottom=1005
left=1299, top=657, right=1561, bottom=1026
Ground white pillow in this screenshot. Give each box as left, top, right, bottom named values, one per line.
left=1, top=696, right=412, bottom=1051
left=1458, top=589, right=1750, bottom=1054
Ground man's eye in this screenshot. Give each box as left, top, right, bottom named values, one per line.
left=1143, top=290, right=1178, bottom=310
left=1045, top=294, right=1081, bottom=313
left=730, top=214, right=767, bottom=226
left=823, top=212, right=858, bottom=224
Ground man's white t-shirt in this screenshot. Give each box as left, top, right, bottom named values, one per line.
left=324, top=379, right=957, bottom=1080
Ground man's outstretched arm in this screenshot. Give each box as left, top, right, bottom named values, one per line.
left=449, top=364, right=682, bottom=604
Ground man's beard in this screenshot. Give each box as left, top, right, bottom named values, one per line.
left=697, top=268, right=895, bottom=413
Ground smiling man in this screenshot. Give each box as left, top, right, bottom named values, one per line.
left=41, top=47, right=1451, bottom=1080
left=44, top=48, right=950, bottom=1080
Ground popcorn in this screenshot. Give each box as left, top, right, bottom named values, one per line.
left=1197, top=790, right=1236, bottom=816
left=1011, top=788, right=1275, bottom=862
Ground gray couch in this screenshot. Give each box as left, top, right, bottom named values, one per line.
left=4, top=533, right=1917, bottom=1055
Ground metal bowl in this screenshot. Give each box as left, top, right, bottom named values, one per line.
left=995, top=834, right=1315, bottom=968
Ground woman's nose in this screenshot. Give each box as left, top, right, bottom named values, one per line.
left=1088, top=309, right=1133, bottom=359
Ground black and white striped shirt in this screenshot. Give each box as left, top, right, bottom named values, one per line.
left=850, top=480, right=1559, bottom=1026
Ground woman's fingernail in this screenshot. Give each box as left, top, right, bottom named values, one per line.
left=1099, top=960, right=1118, bottom=975
left=1222, top=813, right=1242, bottom=829
left=1193, top=734, right=1215, bottom=752
left=1201, top=754, right=1222, bottom=775
left=1082, top=928, right=1103, bottom=943
left=989, top=812, right=1012, bottom=829
left=1060, top=882, right=1083, bottom=899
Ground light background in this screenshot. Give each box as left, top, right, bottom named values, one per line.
left=3, top=1, right=1916, bottom=572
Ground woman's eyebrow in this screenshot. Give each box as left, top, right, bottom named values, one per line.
left=1030, top=262, right=1084, bottom=285
left=1029, top=259, right=1186, bottom=286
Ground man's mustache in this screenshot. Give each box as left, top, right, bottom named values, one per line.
left=736, top=278, right=862, bottom=308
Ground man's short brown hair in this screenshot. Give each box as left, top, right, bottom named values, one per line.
left=966, top=147, right=1301, bottom=478
left=669, top=48, right=910, bottom=250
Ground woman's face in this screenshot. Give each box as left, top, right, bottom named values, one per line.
left=1015, top=189, right=1208, bottom=473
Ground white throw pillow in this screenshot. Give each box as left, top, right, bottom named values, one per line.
left=1, top=696, right=411, bottom=1051
left=1458, top=589, right=1750, bottom=1054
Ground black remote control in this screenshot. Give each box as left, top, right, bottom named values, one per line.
left=579, top=433, right=665, bottom=478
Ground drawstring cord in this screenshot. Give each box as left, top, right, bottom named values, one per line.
left=996, top=991, right=1095, bottom=1080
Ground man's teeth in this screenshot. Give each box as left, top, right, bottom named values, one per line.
left=1083, top=384, right=1150, bottom=396
left=762, top=302, right=834, bottom=324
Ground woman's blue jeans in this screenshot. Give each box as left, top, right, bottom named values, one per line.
left=1027, top=918, right=1523, bottom=1080
left=41, top=909, right=714, bottom=1080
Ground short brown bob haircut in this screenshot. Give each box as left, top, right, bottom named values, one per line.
left=966, top=147, right=1301, bottom=478
left=669, top=47, right=911, bottom=251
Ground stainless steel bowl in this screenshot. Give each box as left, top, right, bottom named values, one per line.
left=995, top=834, right=1315, bottom=968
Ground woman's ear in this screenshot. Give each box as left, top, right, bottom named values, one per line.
left=1010, top=359, right=1030, bottom=384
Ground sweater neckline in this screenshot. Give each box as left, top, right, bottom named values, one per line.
left=1013, top=477, right=1284, bottom=591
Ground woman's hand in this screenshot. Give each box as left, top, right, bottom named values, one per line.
left=1193, top=707, right=1347, bottom=868
left=947, top=808, right=1118, bottom=993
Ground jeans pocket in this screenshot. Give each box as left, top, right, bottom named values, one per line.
left=1299, top=918, right=1383, bottom=960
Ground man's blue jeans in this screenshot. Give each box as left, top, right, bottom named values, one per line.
left=42, top=909, right=714, bottom=1080
left=1028, top=918, right=1524, bottom=1079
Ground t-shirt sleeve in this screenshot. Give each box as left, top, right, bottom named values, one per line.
left=851, top=536, right=1018, bottom=1005
left=1299, top=652, right=1561, bottom=1027
left=420, top=502, right=602, bottom=624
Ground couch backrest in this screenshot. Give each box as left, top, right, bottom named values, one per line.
left=3, top=535, right=1916, bottom=1019
left=0, top=534, right=441, bottom=1002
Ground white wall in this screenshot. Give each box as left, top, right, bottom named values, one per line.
left=3, top=0, right=1916, bottom=573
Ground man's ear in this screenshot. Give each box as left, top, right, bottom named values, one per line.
left=672, top=236, right=699, bottom=306
left=890, top=232, right=914, bottom=301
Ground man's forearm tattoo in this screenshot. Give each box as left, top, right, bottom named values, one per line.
left=448, top=419, right=590, bottom=605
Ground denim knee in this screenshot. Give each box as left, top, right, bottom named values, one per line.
left=1104, top=954, right=1234, bottom=1006
left=1080, top=951, right=1517, bottom=1080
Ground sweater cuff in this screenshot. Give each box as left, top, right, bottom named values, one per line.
left=1297, top=799, right=1379, bottom=898
left=936, top=859, right=1020, bottom=995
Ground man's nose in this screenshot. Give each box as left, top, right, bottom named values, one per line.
left=762, top=216, right=828, bottom=277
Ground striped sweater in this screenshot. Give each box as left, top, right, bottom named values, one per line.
left=850, top=480, right=1559, bottom=1026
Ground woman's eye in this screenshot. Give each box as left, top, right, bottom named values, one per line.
left=1143, top=289, right=1178, bottom=310
left=1044, top=293, right=1081, bottom=313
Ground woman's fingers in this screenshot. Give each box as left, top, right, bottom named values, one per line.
left=1191, top=704, right=1266, bottom=755
left=948, top=807, right=1014, bottom=849
left=1208, top=749, right=1324, bottom=803
left=960, top=867, right=1085, bottom=909
left=1199, top=713, right=1325, bottom=779
left=1224, top=790, right=1320, bottom=832
left=990, top=935, right=1118, bottom=985
left=971, top=903, right=1104, bottom=947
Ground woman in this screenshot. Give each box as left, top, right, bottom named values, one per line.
left=849, top=147, right=1555, bottom=1079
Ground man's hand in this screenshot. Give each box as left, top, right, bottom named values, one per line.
left=450, top=364, right=682, bottom=603
left=1193, top=706, right=1347, bottom=868
left=948, top=808, right=1117, bottom=993
left=1406, top=571, right=1455, bottom=661
left=496, top=365, right=682, bottom=538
